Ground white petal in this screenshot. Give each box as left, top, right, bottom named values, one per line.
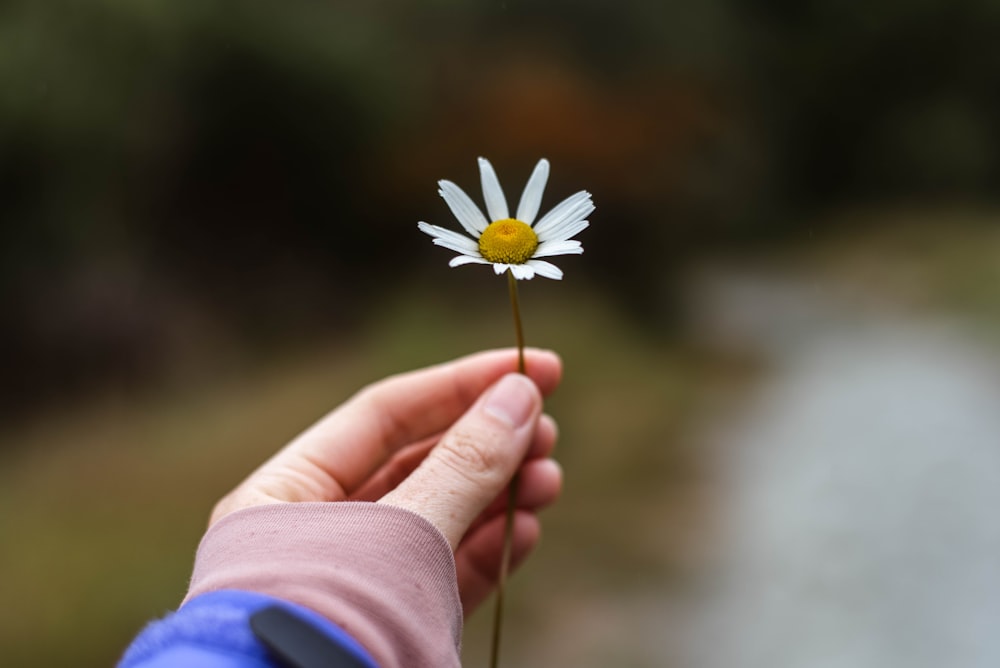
left=478, top=157, right=509, bottom=221
left=516, top=158, right=550, bottom=224
left=449, top=255, right=490, bottom=267
left=433, top=238, right=479, bottom=255
left=534, top=239, right=584, bottom=257
left=538, top=218, right=589, bottom=244
left=510, top=263, right=535, bottom=280
left=493, top=263, right=510, bottom=275
left=527, top=259, right=563, bottom=280
left=533, top=191, right=594, bottom=238
left=417, top=222, right=479, bottom=252
left=439, top=180, right=489, bottom=235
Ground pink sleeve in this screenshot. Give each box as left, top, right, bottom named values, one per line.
left=182, top=502, right=463, bottom=667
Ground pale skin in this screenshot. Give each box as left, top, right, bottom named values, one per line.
left=210, top=348, right=564, bottom=614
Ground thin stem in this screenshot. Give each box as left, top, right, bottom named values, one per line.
left=490, top=473, right=520, bottom=668
left=490, top=270, right=526, bottom=668
left=507, top=270, right=526, bottom=375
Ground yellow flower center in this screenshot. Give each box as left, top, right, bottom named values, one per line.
left=478, top=218, right=538, bottom=264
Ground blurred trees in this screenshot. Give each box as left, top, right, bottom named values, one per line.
left=2, top=0, right=999, bottom=416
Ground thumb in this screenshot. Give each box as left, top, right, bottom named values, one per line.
left=378, top=373, right=542, bottom=548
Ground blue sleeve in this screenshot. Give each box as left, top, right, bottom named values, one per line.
left=118, top=590, right=379, bottom=668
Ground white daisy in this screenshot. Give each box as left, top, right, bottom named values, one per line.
left=417, top=157, right=593, bottom=280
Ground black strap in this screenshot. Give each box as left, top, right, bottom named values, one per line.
left=250, top=605, right=372, bottom=668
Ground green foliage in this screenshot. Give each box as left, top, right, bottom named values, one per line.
left=3, top=0, right=1000, bottom=415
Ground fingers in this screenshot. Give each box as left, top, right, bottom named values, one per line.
left=469, top=458, right=562, bottom=533
left=211, top=349, right=561, bottom=524
left=455, top=511, right=542, bottom=615
left=353, top=348, right=561, bottom=449
left=378, top=373, right=542, bottom=548
left=281, top=348, right=559, bottom=496
left=351, top=413, right=559, bottom=503
left=527, top=414, right=559, bottom=460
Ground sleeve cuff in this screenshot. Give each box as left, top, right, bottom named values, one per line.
left=182, top=502, right=463, bottom=667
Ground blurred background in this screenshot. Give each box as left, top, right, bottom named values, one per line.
left=3, top=1, right=1000, bottom=666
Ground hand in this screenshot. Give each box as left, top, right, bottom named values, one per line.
left=210, top=348, right=564, bottom=615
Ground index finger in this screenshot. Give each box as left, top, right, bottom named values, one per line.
left=268, top=348, right=562, bottom=499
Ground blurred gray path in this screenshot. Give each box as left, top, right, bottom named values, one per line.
left=687, top=269, right=1000, bottom=668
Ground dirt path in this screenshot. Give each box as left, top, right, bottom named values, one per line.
left=687, top=267, right=1000, bottom=668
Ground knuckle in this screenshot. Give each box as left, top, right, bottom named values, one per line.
left=437, top=426, right=506, bottom=482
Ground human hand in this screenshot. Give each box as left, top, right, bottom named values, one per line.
left=210, top=348, right=564, bottom=615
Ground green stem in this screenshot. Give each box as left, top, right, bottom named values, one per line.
left=490, top=271, right=526, bottom=668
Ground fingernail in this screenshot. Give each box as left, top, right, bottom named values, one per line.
left=484, top=374, right=536, bottom=427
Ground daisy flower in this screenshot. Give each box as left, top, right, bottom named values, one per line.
left=418, top=157, right=593, bottom=280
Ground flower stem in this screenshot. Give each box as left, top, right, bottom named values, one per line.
left=490, top=271, right=525, bottom=668
left=507, top=270, right=526, bottom=375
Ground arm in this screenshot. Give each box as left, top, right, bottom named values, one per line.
left=119, top=349, right=564, bottom=667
